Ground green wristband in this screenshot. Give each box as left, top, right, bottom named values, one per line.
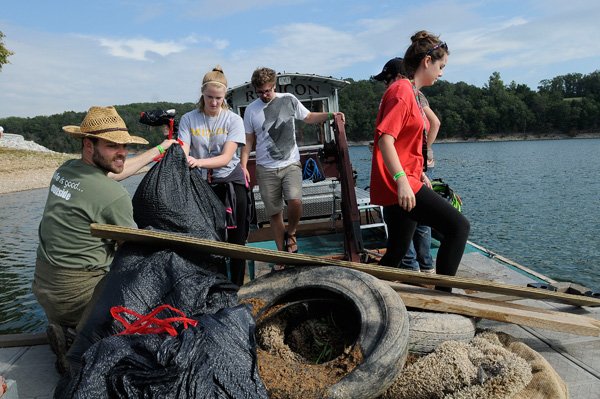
left=328, top=112, right=334, bottom=121
left=156, top=144, right=165, bottom=154
left=393, top=171, right=406, bottom=181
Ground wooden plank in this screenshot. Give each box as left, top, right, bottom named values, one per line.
left=90, top=223, right=600, bottom=308
left=464, top=292, right=524, bottom=302
left=389, top=282, right=600, bottom=337
left=0, top=332, right=47, bottom=348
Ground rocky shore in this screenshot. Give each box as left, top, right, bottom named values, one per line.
left=0, top=133, right=156, bottom=195
left=0, top=133, right=56, bottom=152
left=0, top=134, right=76, bottom=194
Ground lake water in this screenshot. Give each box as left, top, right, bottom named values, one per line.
left=1, top=139, right=599, bottom=334
left=351, top=138, right=600, bottom=292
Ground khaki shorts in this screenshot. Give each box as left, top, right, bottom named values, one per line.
left=256, top=162, right=302, bottom=217
left=32, top=257, right=106, bottom=328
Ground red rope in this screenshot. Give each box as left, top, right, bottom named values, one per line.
left=167, top=119, right=175, bottom=140
left=111, top=304, right=198, bottom=336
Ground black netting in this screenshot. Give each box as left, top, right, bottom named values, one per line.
left=57, top=145, right=266, bottom=398
left=58, top=306, right=266, bottom=399
left=132, top=144, right=226, bottom=241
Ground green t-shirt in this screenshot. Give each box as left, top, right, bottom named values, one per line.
left=37, top=159, right=135, bottom=270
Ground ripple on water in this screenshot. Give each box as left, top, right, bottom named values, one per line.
left=1, top=145, right=600, bottom=333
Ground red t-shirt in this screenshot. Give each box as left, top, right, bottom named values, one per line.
left=369, top=79, right=429, bottom=206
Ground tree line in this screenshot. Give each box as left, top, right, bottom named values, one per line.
left=340, top=70, right=600, bottom=141
left=0, top=102, right=197, bottom=153
left=1, top=71, right=599, bottom=153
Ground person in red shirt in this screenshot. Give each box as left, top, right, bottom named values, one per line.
left=369, top=30, right=470, bottom=291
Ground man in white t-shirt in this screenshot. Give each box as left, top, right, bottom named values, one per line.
left=241, top=67, right=344, bottom=264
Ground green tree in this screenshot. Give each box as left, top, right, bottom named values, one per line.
left=482, top=72, right=534, bottom=135
left=339, top=79, right=386, bottom=141
left=0, top=31, right=14, bottom=71
left=581, top=70, right=600, bottom=101
left=1, top=71, right=599, bottom=151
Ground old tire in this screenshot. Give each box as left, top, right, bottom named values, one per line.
left=239, top=266, right=409, bottom=399
left=407, top=310, right=477, bottom=355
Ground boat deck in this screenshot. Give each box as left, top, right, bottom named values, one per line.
left=1, top=240, right=599, bottom=398
left=459, top=251, right=600, bottom=398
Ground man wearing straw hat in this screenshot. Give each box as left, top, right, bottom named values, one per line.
left=32, top=106, right=176, bottom=374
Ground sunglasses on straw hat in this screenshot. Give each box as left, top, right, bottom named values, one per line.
left=62, top=106, right=149, bottom=145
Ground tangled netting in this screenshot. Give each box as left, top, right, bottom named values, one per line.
left=57, top=145, right=267, bottom=398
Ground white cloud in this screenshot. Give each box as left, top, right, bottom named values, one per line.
left=0, top=26, right=227, bottom=117
left=347, top=0, right=600, bottom=87
left=2, top=0, right=600, bottom=117
left=97, top=38, right=188, bottom=61
left=93, top=35, right=228, bottom=62
left=0, top=18, right=247, bottom=117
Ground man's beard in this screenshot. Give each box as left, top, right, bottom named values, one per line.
left=261, top=96, right=272, bottom=103
left=92, top=146, right=125, bottom=174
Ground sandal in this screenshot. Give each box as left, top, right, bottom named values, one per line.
left=273, top=264, right=286, bottom=271
left=284, top=231, right=298, bottom=253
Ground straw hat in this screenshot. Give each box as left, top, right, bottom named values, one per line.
left=62, top=106, right=148, bottom=145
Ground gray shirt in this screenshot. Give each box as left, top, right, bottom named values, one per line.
left=243, top=93, right=310, bottom=168
left=179, top=108, right=245, bottom=179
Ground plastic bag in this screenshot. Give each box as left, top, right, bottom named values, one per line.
left=59, top=144, right=266, bottom=398
left=59, top=306, right=267, bottom=399
left=132, top=144, right=226, bottom=241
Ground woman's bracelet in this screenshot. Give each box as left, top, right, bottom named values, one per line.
left=156, top=144, right=165, bottom=154
left=393, top=171, right=406, bottom=181
left=328, top=112, right=334, bottom=121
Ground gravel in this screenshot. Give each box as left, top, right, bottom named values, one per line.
left=0, top=134, right=76, bottom=194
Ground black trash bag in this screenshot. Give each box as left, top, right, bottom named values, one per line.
left=132, top=144, right=226, bottom=240
left=57, top=144, right=266, bottom=398
left=57, top=305, right=267, bottom=399
left=66, top=243, right=239, bottom=372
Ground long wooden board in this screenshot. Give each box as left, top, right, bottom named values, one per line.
left=0, top=333, right=47, bottom=348
left=90, top=223, right=600, bottom=307
left=389, top=282, right=600, bottom=337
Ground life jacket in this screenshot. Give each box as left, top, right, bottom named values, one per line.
left=431, top=178, right=462, bottom=212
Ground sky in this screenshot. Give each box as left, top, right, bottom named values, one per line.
left=1, top=0, right=599, bottom=118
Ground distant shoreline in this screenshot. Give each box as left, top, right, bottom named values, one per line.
left=348, top=132, right=600, bottom=146
left=2, top=132, right=599, bottom=195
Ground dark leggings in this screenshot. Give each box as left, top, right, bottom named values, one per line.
left=379, top=185, right=470, bottom=279
left=211, top=183, right=249, bottom=287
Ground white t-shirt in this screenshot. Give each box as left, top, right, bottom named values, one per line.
left=178, top=108, right=245, bottom=179
left=243, top=93, right=310, bottom=168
